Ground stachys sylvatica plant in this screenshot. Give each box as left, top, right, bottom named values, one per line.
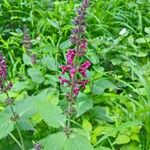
left=39, top=0, right=93, bottom=149
left=37, top=1, right=93, bottom=149
left=0, top=53, right=25, bottom=150
left=0, top=0, right=94, bottom=150
left=59, top=0, right=91, bottom=138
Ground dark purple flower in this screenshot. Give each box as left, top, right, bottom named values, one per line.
left=79, top=61, right=91, bottom=77
left=59, top=0, right=90, bottom=97
left=59, top=77, right=69, bottom=85
left=80, top=61, right=91, bottom=69
left=70, top=68, right=77, bottom=79
left=60, top=65, right=71, bottom=74
left=78, top=79, right=89, bottom=89
left=0, top=53, right=7, bottom=80
left=66, top=49, right=76, bottom=65
left=73, top=86, right=80, bottom=96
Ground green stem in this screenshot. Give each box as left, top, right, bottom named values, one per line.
left=10, top=133, right=22, bottom=149
left=66, top=101, right=72, bottom=138
left=2, top=80, right=25, bottom=150
left=16, top=124, right=25, bottom=150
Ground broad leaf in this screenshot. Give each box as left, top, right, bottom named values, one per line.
left=28, top=68, right=44, bottom=84
left=42, top=56, right=57, bottom=71
left=36, top=101, right=66, bottom=128
left=40, top=132, right=94, bottom=150
left=65, top=134, right=94, bottom=150
left=42, top=132, right=66, bottom=150
left=92, top=79, right=118, bottom=95
left=60, top=40, right=72, bottom=50
left=91, top=106, right=113, bottom=123
left=76, top=93, right=93, bottom=117
left=0, top=112, right=15, bottom=139
left=23, top=54, right=32, bottom=65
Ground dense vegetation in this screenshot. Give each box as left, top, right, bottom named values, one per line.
left=0, top=0, right=150, bottom=149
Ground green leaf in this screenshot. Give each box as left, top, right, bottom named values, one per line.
left=92, top=79, right=118, bottom=95
left=14, top=96, right=36, bottom=119
left=91, top=106, right=113, bottom=123
left=41, top=133, right=94, bottom=150
left=28, top=68, right=44, bottom=84
left=65, top=134, right=94, bottom=150
left=135, top=37, right=150, bottom=43
left=114, top=134, right=130, bottom=145
left=82, top=119, right=92, bottom=133
left=60, top=40, right=72, bottom=50
left=42, top=56, right=57, bottom=71
left=76, top=93, right=93, bottom=117
left=12, top=81, right=28, bottom=92
left=41, top=132, right=67, bottom=150
left=23, top=54, right=32, bottom=65
left=94, top=121, right=142, bottom=147
left=0, top=112, right=15, bottom=139
left=89, top=55, right=99, bottom=65
left=47, top=19, right=60, bottom=30
left=36, top=101, right=66, bottom=128
left=120, top=142, right=141, bottom=150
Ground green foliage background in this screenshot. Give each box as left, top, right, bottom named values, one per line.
left=0, top=0, right=150, bottom=149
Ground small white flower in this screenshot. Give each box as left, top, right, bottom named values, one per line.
left=119, top=28, right=127, bottom=36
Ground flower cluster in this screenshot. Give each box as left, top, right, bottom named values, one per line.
left=0, top=53, right=13, bottom=92
left=59, top=0, right=90, bottom=97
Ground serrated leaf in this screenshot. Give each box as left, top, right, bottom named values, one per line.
left=65, top=134, right=94, bottom=150
left=36, top=101, right=66, bottom=128
left=28, top=68, right=44, bottom=84
left=41, top=132, right=67, bottom=150
left=0, top=112, right=15, bottom=139
left=14, top=96, right=36, bottom=119
left=41, top=132, right=94, bottom=150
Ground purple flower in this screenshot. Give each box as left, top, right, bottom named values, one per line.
left=80, top=61, right=91, bottom=69
left=0, top=54, right=13, bottom=92
left=60, top=65, right=71, bottom=74
left=59, top=0, right=90, bottom=97
left=73, top=86, right=80, bottom=96
left=66, top=49, right=76, bottom=65
left=0, top=53, right=7, bottom=80
left=70, top=68, right=77, bottom=79
left=79, top=61, right=91, bottom=77
left=59, top=77, right=69, bottom=85
left=78, top=79, right=89, bottom=89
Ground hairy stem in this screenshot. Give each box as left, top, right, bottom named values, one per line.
left=3, top=81, right=25, bottom=150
